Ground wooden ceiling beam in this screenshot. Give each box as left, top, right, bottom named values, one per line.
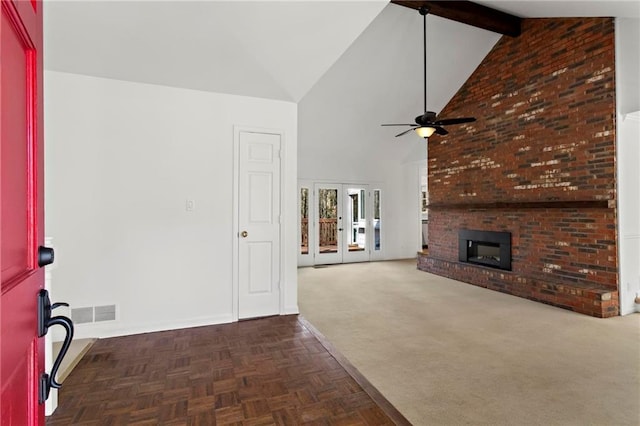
left=391, top=1, right=522, bottom=37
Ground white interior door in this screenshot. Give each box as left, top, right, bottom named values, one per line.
left=238, top=131, right=281, bottom=319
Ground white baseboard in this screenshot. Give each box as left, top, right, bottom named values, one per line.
left=52, top=309, right=303, bottom=342
left=53, top=314, right=235, bottom=341
left=282, top=305, right=300, bottom=315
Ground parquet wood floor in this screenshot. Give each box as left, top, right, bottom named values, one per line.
left=46, top=315, right=410, bottom=425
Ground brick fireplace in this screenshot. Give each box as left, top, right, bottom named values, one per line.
left=417, top=18, right=618, bottom=318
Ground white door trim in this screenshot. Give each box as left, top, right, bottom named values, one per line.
left=232, top=126, right=286, bottom=321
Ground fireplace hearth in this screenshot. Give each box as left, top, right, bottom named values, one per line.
left=459, top=229, right=511, bottom=271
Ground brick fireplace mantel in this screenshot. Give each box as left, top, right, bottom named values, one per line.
left=418, top=18, right=618, bottom=318
left=428, top=200, right=611, bottom=210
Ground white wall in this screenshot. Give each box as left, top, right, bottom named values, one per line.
left=45, top=71, right=298, bottom=339
left=616, top=18, right=640, bottom=315
left=617, top=111, right=640, bottom=315
left=298, top=4, right=499, bottom=261
left=616, top=18, right=640, bottom=115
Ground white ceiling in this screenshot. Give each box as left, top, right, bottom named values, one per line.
left=44, top=1, right=640, bottom=104
left=44, top=1, right=388, bottom=102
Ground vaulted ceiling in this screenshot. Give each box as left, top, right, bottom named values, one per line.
left=44, top=1, right=639, bottom=105
left=44, top=1, right=388, bottom=102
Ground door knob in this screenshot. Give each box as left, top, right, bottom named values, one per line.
left=38, top=246, right=55, bottom=267
left=241, top=231, right=248, bottom=238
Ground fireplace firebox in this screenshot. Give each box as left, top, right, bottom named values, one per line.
left=459, top=229, right=511, bottom=271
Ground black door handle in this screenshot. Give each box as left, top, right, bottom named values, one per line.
left=37, top=289, right=74, bottom=403
left=38, top=246, right=54, bottom=267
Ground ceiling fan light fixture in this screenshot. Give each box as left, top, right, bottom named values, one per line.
left=415, top=126, right=436, bottom=138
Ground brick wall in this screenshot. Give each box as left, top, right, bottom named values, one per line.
left=419, top=18, right=618, bottom=317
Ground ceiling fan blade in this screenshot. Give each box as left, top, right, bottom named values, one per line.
left=434, top=117, right=476, bottom=126
left=381, top=124, right=418, bottom=127
left=434, top=126, right=448, bottom=136
left=395, top=128, right=417, bottom=137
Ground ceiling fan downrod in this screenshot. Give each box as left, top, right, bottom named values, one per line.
left=420, top=6, right=429, bottom=114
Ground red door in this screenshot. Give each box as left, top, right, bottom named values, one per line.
left=1, top=0, right=45, bottom=424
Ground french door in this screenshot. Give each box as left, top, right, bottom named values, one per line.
left=313, top=183, right=370, bottom=265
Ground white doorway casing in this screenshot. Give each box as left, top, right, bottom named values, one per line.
left=615, top=18, right=640, bottom=315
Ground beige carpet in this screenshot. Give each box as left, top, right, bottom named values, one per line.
left=298, top=259, right=640, bottom=425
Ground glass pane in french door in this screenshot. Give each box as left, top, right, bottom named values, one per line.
left=300, top=187, right=309, bottom=255
left=374, top=189, right=381, bottom=251
left=318, top=188, right=339, bottom=254
left=342, top=185, right=370, bottom=263
left=346, top=188, right=366, bottom=252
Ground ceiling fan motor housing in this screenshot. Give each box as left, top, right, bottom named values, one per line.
left=416, top=111, right=437, bottom=125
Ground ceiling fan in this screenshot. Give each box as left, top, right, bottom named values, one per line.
left=382, top=6, right=476, bottom=138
